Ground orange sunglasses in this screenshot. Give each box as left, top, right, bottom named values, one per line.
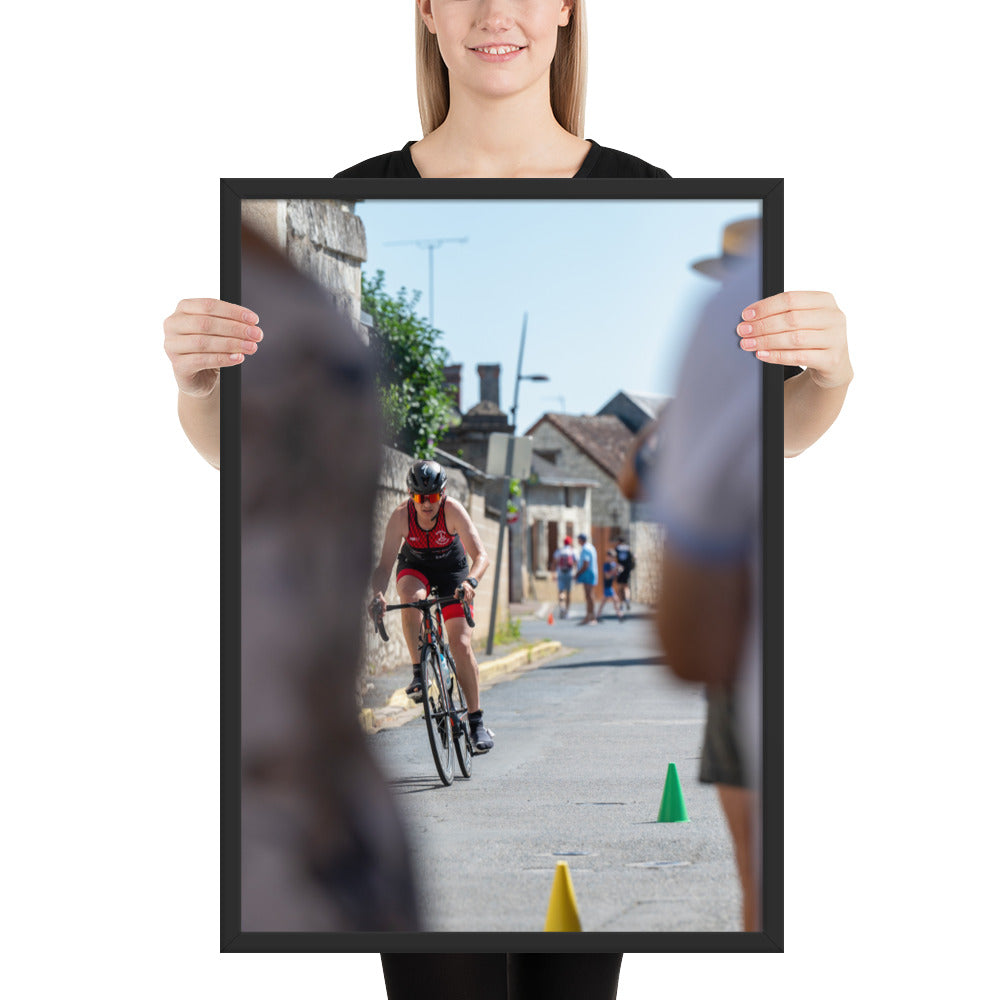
left=411, top=491, right=443, bottom=505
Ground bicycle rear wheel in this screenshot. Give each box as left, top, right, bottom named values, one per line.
left=421, top=645, right=454, bottom=786
left=444, top=647, right=473, bottom=778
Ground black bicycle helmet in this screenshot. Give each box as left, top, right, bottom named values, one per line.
left=407, top=460, right=447, bottom=495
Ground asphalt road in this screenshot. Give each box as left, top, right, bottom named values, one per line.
left=367, top=606, right=741, bottom=932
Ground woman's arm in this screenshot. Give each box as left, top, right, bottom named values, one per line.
left=782, top=370, right=852, bottom=458
left=737, top=290, right=852, bottom=457
left=371, top=505, right=407, bottom=603
left=164, top=297, right=264, bottom=470
left=448, top=499, right=490, bottom=590
left=178, top=385, right=222, bottom=469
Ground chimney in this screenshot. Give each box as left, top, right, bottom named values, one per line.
left=443, top=364, right=462, bottom=410
left=477, top=363, right=501, bottom=407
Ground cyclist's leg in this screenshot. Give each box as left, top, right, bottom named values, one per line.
left=442, top=612, right=480, bottom=713
left=381, top=954, right=506, bottom=1000
left=506, top=954, right=624, bottom=1000
left=396, top=569, right=428, bottom=664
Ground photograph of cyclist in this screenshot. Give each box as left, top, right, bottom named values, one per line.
left=371, top=460, right=494, bottom=753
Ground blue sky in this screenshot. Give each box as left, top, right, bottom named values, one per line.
left=356, top=198, right=759, bottom=434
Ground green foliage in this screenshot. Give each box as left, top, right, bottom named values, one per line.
left=507, top=478, right=522, bottom=514
left=362, top=270, right=457, bottom=459
left=492, top=616, right=523, bottom=645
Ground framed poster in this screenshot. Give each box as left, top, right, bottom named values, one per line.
left=221, top=178, right=784, bottom=953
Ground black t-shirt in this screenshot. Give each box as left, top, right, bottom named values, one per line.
left=335, top=139, right=670, bottom=179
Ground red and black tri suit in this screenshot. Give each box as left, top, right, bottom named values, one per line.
left=396, top=499, right=470, bottom=622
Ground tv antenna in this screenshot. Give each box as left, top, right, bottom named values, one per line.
left=384, top=236, right=468, bottom=326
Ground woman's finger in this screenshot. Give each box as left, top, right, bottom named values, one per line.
left=737, top=307, right=842, bottom=339
left=174, top=298, right=259, bottom=326
left=164, top=330, right=261, bottom=359
left=164, top=312, right=263, bottom=344
left=748, top=347, right=833, bottom=369
left=739, top=329, right=834, bottom=354
left=741, top=290, right=837, bottom=321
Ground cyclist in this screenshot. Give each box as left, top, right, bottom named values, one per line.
left=371, top=460, right=494, bottom=753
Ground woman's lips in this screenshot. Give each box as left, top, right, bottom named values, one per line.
left=469, top=44, right=526, bottom=63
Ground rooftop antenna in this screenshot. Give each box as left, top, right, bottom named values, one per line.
left=384, top=236, right=468, bottom=326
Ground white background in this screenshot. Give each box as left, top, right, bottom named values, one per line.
left=3, top=2, right=995, bottom=996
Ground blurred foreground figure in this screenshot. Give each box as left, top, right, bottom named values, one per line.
left=653, top=230, right=763, bottom=931
left=239, top=226, right=419, bottom=931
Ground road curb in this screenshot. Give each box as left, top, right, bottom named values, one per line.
left=360, top=640, right=563, bottom=734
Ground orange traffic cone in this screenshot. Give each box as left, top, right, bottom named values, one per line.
left=547, top=611, right=555, bottom=625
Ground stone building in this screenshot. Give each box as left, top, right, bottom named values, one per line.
left=597, top=391, right=668, bottom=434
left=519, top=453, right=597, bottom=603
left=524, top=391, right=669, bottom=605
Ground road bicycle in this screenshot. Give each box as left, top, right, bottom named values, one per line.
left=371, top=590, right=474, bottom=786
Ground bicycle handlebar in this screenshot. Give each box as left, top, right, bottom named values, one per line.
left=370, top=592, right=474, bottom=641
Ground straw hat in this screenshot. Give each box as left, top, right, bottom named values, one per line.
left=691, top=218, right=761, bottom=279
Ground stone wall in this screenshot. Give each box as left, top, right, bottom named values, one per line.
left=628, top=519, right=665, bottom=607
left=362, top=447, right=506, bottom=677
left=242, top=199, right=367, bottom=328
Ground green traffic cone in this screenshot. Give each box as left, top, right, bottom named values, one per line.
left=657, top=762, right=689, bottom=822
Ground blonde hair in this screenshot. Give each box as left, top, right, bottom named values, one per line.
left=415, top=1, right=588, bottom=137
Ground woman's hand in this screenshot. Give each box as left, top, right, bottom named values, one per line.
left=370, top=592, right=387, bottom=620
left=737, top=291, right=852, bottom=389
left=163, top=298, right=263, bottom=398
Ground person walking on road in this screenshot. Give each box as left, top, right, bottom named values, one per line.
left=613, top=536, right=635, bottom=611
left=550, top=535, right=577, bottom=618
left=597, top=549, right=624, bottom=621
left=575, top=533, right=598, bottom=624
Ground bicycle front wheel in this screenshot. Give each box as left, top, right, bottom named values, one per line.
left=421, top=645, right=454, bottom=786
left=444, top=647, right=473, bottom=778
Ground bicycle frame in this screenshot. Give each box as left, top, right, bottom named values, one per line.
left=371, top=590, right=474, bottom=785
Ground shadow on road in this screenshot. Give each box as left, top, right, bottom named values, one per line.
left=386, top=775, right=458, bottom=794
left=540, top=655, right=667, bottom=671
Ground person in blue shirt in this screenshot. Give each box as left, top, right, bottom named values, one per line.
left=574, top=532, right=599, bottom=624
left=597, top=549, right=624, bottom=622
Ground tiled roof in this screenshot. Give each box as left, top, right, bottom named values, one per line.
left=526, top=413, right=635, bottom=480
left=620, top=391, right=668, bottom=419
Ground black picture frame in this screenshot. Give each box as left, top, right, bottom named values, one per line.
left=220, top=178, right=784, bottom=954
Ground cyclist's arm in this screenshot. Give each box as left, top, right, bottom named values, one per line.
left=447, top=499, right=490, bottom=584
left=371, top=503, right=406, bottom=599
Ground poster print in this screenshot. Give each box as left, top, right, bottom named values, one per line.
left=221, top=178, right=784, bottom=953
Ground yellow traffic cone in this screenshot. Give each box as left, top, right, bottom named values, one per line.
left=544, top=861, right=582, bottom=931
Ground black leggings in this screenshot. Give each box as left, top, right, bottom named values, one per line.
left=381, top=954, right=623, bottom=1000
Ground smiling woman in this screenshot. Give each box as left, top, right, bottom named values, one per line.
left=407, top=0, right=592, bottom=177
left=417, top=0, right=576, bottom=117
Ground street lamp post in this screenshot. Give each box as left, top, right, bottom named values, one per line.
left=486, top=313, right=549, bottom=653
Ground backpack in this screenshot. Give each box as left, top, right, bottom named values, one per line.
left=557, top=549, right=575, bottom=571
